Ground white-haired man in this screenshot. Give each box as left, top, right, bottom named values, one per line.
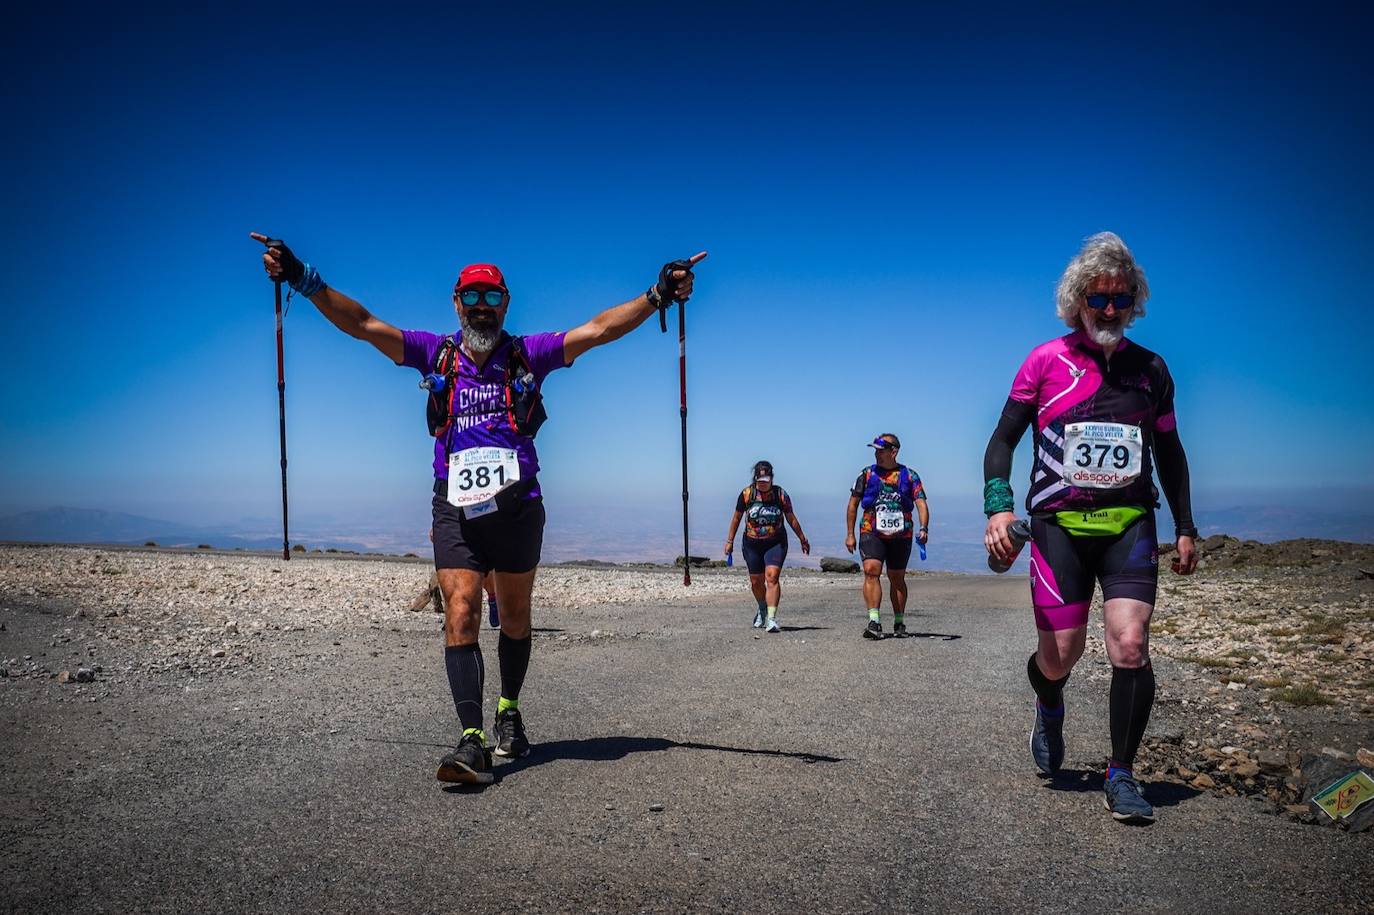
left=983, top=232, right=1197, bottom=823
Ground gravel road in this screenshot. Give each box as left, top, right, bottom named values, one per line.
left=2, top=546, right=1370, bottom=913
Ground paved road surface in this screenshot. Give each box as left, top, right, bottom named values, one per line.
left=3, top=571, right=1368, bottom=912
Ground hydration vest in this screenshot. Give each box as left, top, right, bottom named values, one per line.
left=425, top=333, right=548, bottom=440
left=743, top=484, right=786, bottom=534
left=860, top=464, right=915, bottom=512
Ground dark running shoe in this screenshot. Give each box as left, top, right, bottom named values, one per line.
left=437, top=732, right=494, bottom=785
left=1103, top=770, right=1155, bottom=823
left=863, top=620, right=883, bottom=640
left=893, top=621, right=908, bottom=638
left=493, top=708, right=530, bottom=758
left=1029, top=702, right=1065, bottom=776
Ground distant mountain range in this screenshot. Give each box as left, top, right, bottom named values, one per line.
left=2, top=498, right=1370, bottom=574
left=0, top=507, right=393, bottom=555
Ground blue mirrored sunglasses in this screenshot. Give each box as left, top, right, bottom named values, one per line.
left=459, top=289, right=506, bottom=307
left=1084, top=293, right=1136, bottom=311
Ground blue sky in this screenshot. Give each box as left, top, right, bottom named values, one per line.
left=3, top=4, right=1372, bottom=561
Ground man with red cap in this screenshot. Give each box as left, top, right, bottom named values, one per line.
left=251, top=232, right=705, bottom=785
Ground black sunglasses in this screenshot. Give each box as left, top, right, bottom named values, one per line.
left=1084, top=292, right=1136, bottom=311
left=459, top=289, right=506, bottom=307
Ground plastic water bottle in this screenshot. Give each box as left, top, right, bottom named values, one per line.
left=988, top=519, right=1032, bottom=573
left=420, top=373, right=446, bottom=392
left=726, top=551, right=733, bottom=568
left=918, top=541, right=927, bottom=562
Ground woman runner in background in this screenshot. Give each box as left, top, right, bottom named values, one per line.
left=724, top=461, right=810, bottom=633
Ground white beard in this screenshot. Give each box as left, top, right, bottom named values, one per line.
left=460, top=313, right=503, bottom=353
left=1081, top=309, right=1126, bottom=348
left=1087, top=322, right=1124, bottom=347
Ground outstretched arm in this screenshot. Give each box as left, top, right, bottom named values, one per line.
left=250, top=233, right=403, bottom=363
left=562, top=252, right=707, bottom=363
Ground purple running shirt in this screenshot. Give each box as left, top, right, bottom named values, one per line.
left=401, top=330, right=568, bottom=497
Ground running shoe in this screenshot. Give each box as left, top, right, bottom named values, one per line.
left=863, top=620, right=883, bottom=640
left=893, top=621, right=908, bottom=638
left=1029, top=702, right=1065, bottom=776
left=487, top=598, right=500, bottom=629
left=493, top=708, right=530, bottom=758
left=765, top=617, right=781, bottom=633
left=753, top=608, right=766, bottom=628
left=1103, top=770, right=1155, bottom=823
left=437, top=732, right=494, bottom=785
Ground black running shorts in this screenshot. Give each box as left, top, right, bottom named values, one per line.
left=1027, top=512, right=1158, bottom=631
left=431, top=481, right=545, bottom=573
left=741, top=534, right=788, bottom=574
left=859, top=533, right=913, bottom=571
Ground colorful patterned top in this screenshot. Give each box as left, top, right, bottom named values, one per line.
left=1007, top=330, right=1176, bottom=513
left=851, top=465, right=927, bottom=539
left=736, top=484, right=793, bottom=540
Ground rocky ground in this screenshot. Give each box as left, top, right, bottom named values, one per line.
left=1077, top=536, right=1374, bottom=827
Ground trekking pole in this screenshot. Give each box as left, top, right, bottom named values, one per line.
left=657, top=253, right=705, bottom=585
left=267, top=241, right=291, bottom=561
left=678, top=291, right=690, bottom=586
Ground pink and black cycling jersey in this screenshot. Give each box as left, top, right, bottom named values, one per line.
left=1008, top=330, right=1177, bottom=514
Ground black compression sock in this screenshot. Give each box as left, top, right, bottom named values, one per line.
left=1109, top=663, right=1156, bottom=768
left=498, top=632, right=532, bottom=703
left=444, top=644, right=485, bottom=733
left=1027, top=652, right=1070, bottom=709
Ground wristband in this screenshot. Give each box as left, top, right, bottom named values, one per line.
left=1176, top=526, right=1198, bottom=539
left=291, top=264, right=326, bottom=298
left=983, top=478, right=1014, bottom=517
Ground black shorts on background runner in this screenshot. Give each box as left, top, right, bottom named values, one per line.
left=431, top=481, right=545, bottom=573
left=741, top=534, right=788, bottom=574
left=859, top=533, right=913, bottom=570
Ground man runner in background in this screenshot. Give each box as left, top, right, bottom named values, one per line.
left=983, top=231, right=1197, bottom=823
left=251, top=231, right=705, bottom=785
left=844, top=434, right=929, bottom=640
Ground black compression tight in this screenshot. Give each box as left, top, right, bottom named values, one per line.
left=498, top=632, right=532, bottom=702
left=1027, top=652, right=1070, bottom=709
left=1109, top=663, right=1155, bottom=769
left=444, top=644, right=485, bottom=733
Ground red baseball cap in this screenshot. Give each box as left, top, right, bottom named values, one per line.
left=455, top=263, right=508, bottom=292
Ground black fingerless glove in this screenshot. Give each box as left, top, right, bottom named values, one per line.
left=264, top=238, right=306, bottom=287
left=655, top=258, right=693, bottom=304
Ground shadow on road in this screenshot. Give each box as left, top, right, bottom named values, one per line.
left=779, top=625, right=830, bottom=632
left=484, top=735, right=846, bottom=783
left=1043, top=769, right=1202, bottom=809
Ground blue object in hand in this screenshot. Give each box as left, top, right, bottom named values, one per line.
left=918, top=541, right=927, bottom=561
left=726, top=552, right=733, bottom=567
